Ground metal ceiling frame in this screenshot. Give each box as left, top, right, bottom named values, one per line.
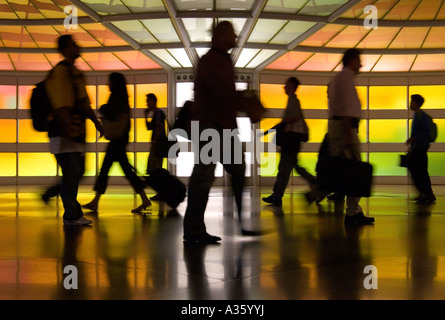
left=3, top=0, right=445, bottom=71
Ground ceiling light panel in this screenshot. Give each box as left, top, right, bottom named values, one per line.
left=298, top=0, right=349, bottom=17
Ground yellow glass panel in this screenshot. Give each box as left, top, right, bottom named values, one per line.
left=18, top=153, right=57, bottom=176
left=259, top=152, right=279, bottom=177
left=356, top=86, right=367, bottom=109
left=358, top=119, right=367, bottom=143
left=0, top=153, right=16, bottom=176
left=260, top=84, right=287, bottom=109
left=84, top=152, right=97, bottom=177
left=18, top=120, right=49, bottom=143
left=259, top=118, right=281, bottom=143
left=429, top=153, right=445, bottom=176
left=408, top=85, right=445, bottom=109
left=135, top=118, right=151, bottom=142
left=298, top=85, right=327, bottom=109
left=306, top=119, right=328, bottom=143
left=293, top=152, right=317, bottom=177
left=369, top=119, right=407, bottom=143
left=369, top=153, right=407, bottom=176
left=86, top=121, right=97, bottom=143
left=135, top=84, right=168, bottom=109
left=0, top=120, right=17, bottom=143
left=369, top=86, right=407, bottom=110
left=86, top=85, right=97, bottom=109
left=0, top=85, right=17, bottom=109
left=434, top=119, right=445, bottom=143
left=97, top=152, right=135, bottom=177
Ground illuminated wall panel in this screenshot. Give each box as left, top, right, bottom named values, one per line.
left=0, top=153, right=16, bottom=176
left=306, top=119, right=328, bottom=143
left=0, top=85, right=17, bottom=109
left=293, top=152, right=317, bottom=177
left=84, top=153, right=97, bottom=177
left=18, top=120, right=49, bottom=143
left=369, top=153, right=407, bottom=176
left=369, top=86, right=407, bottom=109
left=0, top=120, right=17, bottom=143
left=98, top=152, right=135, bottom=177
left=298, top=85, right=327, bottom=109
left=428, top=153, right=445, bottom=176
left=408, top=85, right=445, bottom=109
left=135, top=84, right=167, bottom=109
left=18, top=153, right=57, bottom=176
left=260, top=84, right=287, bottom=109
left=260, top=152, right=279, bottom=177
left=18, top=85, right=34, bottom=109
left=369, top=119, right=407, bottom=143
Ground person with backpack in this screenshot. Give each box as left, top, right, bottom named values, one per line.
left=406, top=94, right=436, bottom=203
left=82, top=72, right=152, bottom=213
left=45, top=35, right=104, bottom=226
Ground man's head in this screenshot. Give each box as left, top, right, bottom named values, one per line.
left=146, top=93, right=158, bottom=111
left=342, top=48, right=362, bottom=74
left=284, top=77, right=300, bottom=96
left=57, top=34, right=80, bottom=61
left=410, top=94, right=425, bottom=111
left=212, top=21, right=237, bottom=52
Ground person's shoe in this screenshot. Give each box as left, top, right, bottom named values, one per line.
left=416, top=193, right=436, bottom=204
left=63, top=216, right=93, bottom=226
left=183, top=232, right=221, bottom=244
left=131, top=200, right=152, bottom=213
left=344, top=212, right=375, bottom=225
left=82, top=202, right=98, bottom=211
left=262, top=195, right=282, bottom=205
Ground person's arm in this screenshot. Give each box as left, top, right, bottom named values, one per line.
left=83, top=102, right=104, bottom=137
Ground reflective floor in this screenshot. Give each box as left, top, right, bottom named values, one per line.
left=0, top=184, right=444, bottom=300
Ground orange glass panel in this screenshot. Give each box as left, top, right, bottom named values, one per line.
left=422, top=27, right=445, bottom=48
left=388, top=28, right=429, bottom=49
left=9, top=53, right=52, bottom=71
left=18, top=153, right=57, bottom=176
left=410, top=0, right=442, bottom=20
left=82, top=24, right=128, bottom=47
left=0, top=85, right=17, bottom=109
left=371, top=55, right=416, bottom=72
left=259, top=84, right=287, bottom=109
left=384, top=0, right=419, bottom=20
left=300, top=24, right=344, bottom=47
left=356, top=27, right=400, bottom=49
left=325, top=26, right=368, bottom=48
left=18, top=85, right=34, bottom=109
left=86, top=85, right=96, bottom=109
left=259, top=118, right=281, bottom=143
left=114, top=51, right=161, bottom=70
left=298, top=85, right=327, bottom=110
left=1, top=26, right=37, bottom=48
left=25, top=26, right=61, bottom=48
left=265, top=51, right=312, bottom=70
left=305, top=119, right=328, bottom=142
left=297, top=53, right=342, bottom=71
left=54, top=26, right=102, bottom=48
left=135, top=118, right=151, bottom=143
left=411, top=54, right=445, bottom=71
left=80, top=53, right=129, bottom=71
left=0, top=53, right=14, bottom=70
left=0, top=153, right=16, bottom=176
left=18, top=120, right=49, bottom=142
left=369, top=86, right=407, bottom=110
left=0, top=120, right=17, bottom=142
left=408, top=85, right=445, bottom=109
left=135, top=84, right=168, bottom=109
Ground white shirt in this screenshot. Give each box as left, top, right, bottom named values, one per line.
left=328, top=67, right=361, bottom=119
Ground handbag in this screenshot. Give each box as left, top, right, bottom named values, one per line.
left=399, top=152, right=410, bottom=168
left=317, top=156, right=374, bottom=197
left=274, top=122, right=309, bottom=151
left=101, top=113, right=129, bottom=140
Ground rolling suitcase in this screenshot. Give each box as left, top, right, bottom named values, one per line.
left=145, top=168, right=186, bottom=208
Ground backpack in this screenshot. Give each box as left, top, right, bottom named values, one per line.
left=420, top=111, right=438, bottom=142
left=30, top=79, right=52, bottom=132
left=29, top=61, right=69, bottom=132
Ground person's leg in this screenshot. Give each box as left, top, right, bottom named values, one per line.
left=409, top=148, right=435, bottom=202
left=55, top=152, right=84, bottom=222
left=272, top=149, right=295, bottom=198
left=183, top=162, right=217, bottom=237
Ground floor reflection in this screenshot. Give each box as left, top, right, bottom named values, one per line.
left=0, top=185, right=444, bottom=299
